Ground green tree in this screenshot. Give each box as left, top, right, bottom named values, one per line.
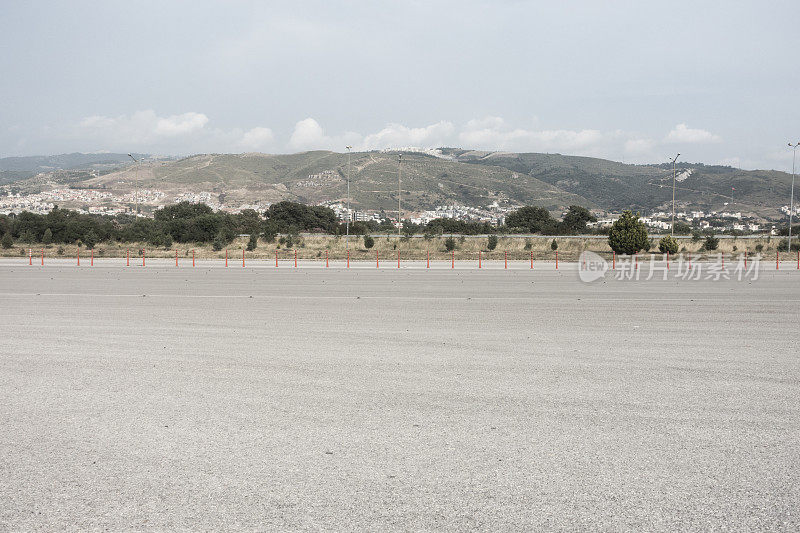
left=212, top=231, right=225, bottom=251
left=487, top=234, right=498, bottom=250
left=560, top=205, right=596, bottom=234
left=550, top=238, right=558, bottom=251
left=163, top=233, right=173, bottom=249
left=42, top=228, right=53, bottom=245
left=658, top=235, right=679, bottom=254
left=1, top=232, right=12, bottom=249
left=444, top=236, right=456, bottom=251
left=704, top=234, right=719, bottom=251
left=363, top=234, right=375, bottom=249
left=84, top=230, right=98, bottom=249
left=607, top=210, right=649, bottom=254
left=505, top=206, right=556, bottom=233
left=247, top=233, right=258, bottom=251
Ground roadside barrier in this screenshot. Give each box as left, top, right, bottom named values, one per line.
left=426, top=250, right=429, bottom=269
left=478, top=250, right=482, bottom=269
left=397, top=250, right=400, bottom=269
left=530, top=251, right=534, bottom=269
left=192, top=250, right=195, bottom=267
left=376, top=250, right=379, bottom=269
left=326, top=250, right=329, bottom=268
left=666, top=251, right=669, bottom=270
left=127, top=249, right=130, bottom=267
left=91, top=249, right=94, bottom=266
left=347, top=249, right=350, bottom=268
left=242, top=249, right=245, bottom=268
left=452, top=251, right=455, bottom=269
left=77, top=249, right=80, bottom=266
left=225, top=249, right=228, bottom=267
left=294, top=249, right=297, bottom=268
left=777, top=250, right=779, bottom=270
left=555, top=251, right=558, bottom=269
left=142, top=249, right=145, bottom=267
left=176, top=250, right=179, bottom=267
left=275, top=249, right=278, bottom=267
left=504, top=251, right=507, bottom=269
left=41, top=248, right=44, bottom=266
left=612, top=252, right=615, bottom=270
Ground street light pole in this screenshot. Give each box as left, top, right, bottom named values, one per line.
left=346, top=146, right=352, bottom=250
left=788, top=142, right=799, bottom=254
left=670, top=153, right=680, bottom=236
left=127, top=153, right=139, bottom=215
left=397, top=153, right=402, bottom=237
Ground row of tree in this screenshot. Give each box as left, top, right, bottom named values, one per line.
left=1, top=202, right=603, bottom=249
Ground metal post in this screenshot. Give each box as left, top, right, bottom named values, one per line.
left=788, top=143, right=799, bottom=255
left=397, top=153, right=402, bottom=237
left=346, top=146, right=352, bottom=251
left=670, top=153, right=680, bottom=236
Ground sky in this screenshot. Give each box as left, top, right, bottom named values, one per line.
left=1, top=0, right=798, bottom=170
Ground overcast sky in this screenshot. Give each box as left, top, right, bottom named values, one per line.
left=1, top=0, right=798, bottom=169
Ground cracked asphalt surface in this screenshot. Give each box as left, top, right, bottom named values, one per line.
left=1, top=260, right=798, bottom=530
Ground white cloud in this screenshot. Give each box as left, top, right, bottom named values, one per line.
left=665, top=123, right=721, bottom=144
left=289, top=118, right=328, bottom=150
left=458, top=116, right=605, bottom=154
left=239, top=127, right=274, bottom=150
left=624, top=138, right=656, bottom=155
left=154, top=112, right=209, bottom=136
left=360, top=121, right=454, bottom=150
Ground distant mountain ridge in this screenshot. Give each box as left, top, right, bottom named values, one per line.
left=3, top=149, right=794, bottom=219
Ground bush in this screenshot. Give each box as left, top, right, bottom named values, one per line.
left=487, top=234, right=498, bottom=251
left=444, top=236, right=456, bottom=251
left=658, top=235, right=679, bottom=254
left=777, top=239, right=800, bottom=252
left=755, top=243, right=764, bottom=253
left=247, top=233, right=258, bottom=251
left=551, top=238, right=558, bottom=251
left=523, top=238, right=532, bottom=251
left=704, top=235, right=719, bottom=251
left=57, top=246, right=64, bottom=255
left=42, top=228, right=52, bottom=245
left=163, top=233, right=173, bottom=249
left=607, top=210, right=648, bottom=255
left=691, top=230, right=703, bottom=242
left=84, top=230, right=98, bottom=250
left=212, top=232, right=225, bottom=251
left=363, top=234, right=375, bottom=249
left=1, top=232, right=12, bottom=249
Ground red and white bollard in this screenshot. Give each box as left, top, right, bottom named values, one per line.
left=91, top=248, right=94, bottom=267
left=347, top=249, right=350, bottom=269
left=28, top=248, right=32, bottom=265
left=225, top=249, right=228, bottom=267
left=126, top=249, right=130, bottom=267
left=555, top=250, right=558, bottom=270
left=397, top=250, right=400, bottom=269
left=530, top=251, right=534, bottom=269
left=176, top=249, right=179, bottom=267
left=426, top=250, right=430, bottom=269
left=612, top=251, right=615, bottom=270
left=294, top=249, right=297, bottom=268
left=142, top=249, right=145, bottom=267
left=478, top=250, right=482, bottom=269
left=376, top=250, right=379, bottom=269
left=242, top=248, right=245, bottom=268
left=41, top=248, right=44, bottom=266
left=451, top=250, right=454, bottom=269
left=77, top=249, right=80, bottom=266
left=192, top=250, right=195, bottom=267
left=504, top=251, right=507, bottom=270
left=326, top=250, right=329, bottom=268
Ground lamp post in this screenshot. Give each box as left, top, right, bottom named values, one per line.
left=397, top=153, right=402, bottom=237
left=788, top=142, right=799, bottom=254
left=670, top=153, right=680, bottom=236
left=127, top=153, right=140, bottom=215
left=346, top=146, right=352, bottom=250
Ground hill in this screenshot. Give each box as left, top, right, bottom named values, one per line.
left=0, top=152, right=151, bottom=185
left=446, top=149, right=792, bottom=218
left=5, top=149, right=795, bottom=219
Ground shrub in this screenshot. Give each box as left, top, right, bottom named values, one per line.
left=57, top=246, right=64, bottom=255
left=523, top=238, right=532, bottom=251
left=42, top=228, right=52, bottom=245
left=84, top=230, right=98, bottom=250
left=247, top=233, right=258, bottom=251
left=755, top=243, right=764, bottom=253
left=444, top=236, right=456, bottom=251
left=212, top=232, right=225, bottom=251
left=607, top=210, right=648, bottom=254
left=487, top=234, right=498, bottom=251
left=658, top=235, right=679, bottom=254
left=777, top=239, right=800, bottom=252
left=551, top=238, right=558, bottom=251
left=704, top=235, right=719, bottom=251
left=363, top=234, right=375, bottom=249
left=1, top=232, right=12, bottom=249
left=691, top=230, right=702, bottom=242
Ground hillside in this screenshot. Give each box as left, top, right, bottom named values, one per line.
left=79, top=151, right=591, bottom=212
left=0, top=152, right=151, bottom=185
left=446, top=150, right=793, bottom=218
left=5, top=149, right=795, bottom=219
